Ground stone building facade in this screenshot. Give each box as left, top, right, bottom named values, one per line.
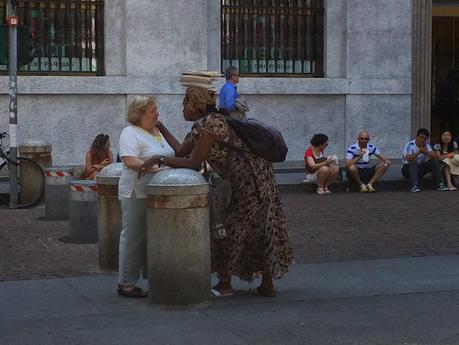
left=0, top=1, right=451, bottom=164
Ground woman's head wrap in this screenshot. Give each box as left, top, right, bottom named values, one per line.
left=185, top=87, right=216, bottom=111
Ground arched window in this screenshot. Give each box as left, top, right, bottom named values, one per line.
left=0, top=0, right=104, bottom=75
left=221, top=0, right=324, bottom=77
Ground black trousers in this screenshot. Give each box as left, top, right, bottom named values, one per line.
left=401, top=159, right=444, bottom=187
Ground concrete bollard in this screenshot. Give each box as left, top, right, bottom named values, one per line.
left=146, top=168, right=210, bottom=307
left=44, top=166, right=75, bottom=220
left=65, top=180, right=98, bottom=243
left=19, top=139, right=52, bottom=169
left=96, top=163, right=123, bottom=271
left=19, top=139, right=52, bottom=205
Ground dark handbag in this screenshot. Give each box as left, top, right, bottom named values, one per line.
left=207, top=171, right=231, bottom=239
left=205, top=129, right=235, bottom=239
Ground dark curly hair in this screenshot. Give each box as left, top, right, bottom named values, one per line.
left=310, top=133, right=329, bottom=147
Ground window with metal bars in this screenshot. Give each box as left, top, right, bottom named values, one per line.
left=221, top=0, right=324, bottom=77
left=0, top=0, right=104, bottom=75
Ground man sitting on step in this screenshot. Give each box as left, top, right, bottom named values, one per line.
left=345, top=130, right=391, bottom=192
left=402, top=128, right=448, bottom=193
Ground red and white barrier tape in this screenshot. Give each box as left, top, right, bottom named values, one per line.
left=45, top=171, right=74, bottom=177
left=70, top=185, right=98, bottom=193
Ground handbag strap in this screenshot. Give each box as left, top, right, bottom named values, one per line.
left=203, top=122, right=235, bottom=180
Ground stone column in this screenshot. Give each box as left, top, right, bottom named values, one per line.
left=146, top=169, right=210, bottom=308
left=96, top=163, right=123, bottom=271
left=412, top=0, right=432, bottom=135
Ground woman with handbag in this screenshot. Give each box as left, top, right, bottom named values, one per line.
left=304, top=133, right=339, bottom=195
left=433, top=129, right=459, bottom=191
left=139, top=87, right=293, bottom=298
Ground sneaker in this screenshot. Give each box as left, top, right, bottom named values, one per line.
left=410, top=185, right=421, bottom=193
left=436, top=183, right=448, bottom=191
left=359, top=184, right=368, bottom=193
left=366, top=184, right=376, bottom=193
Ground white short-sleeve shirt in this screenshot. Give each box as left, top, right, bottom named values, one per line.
left=118, top=126, right=175, bottom=199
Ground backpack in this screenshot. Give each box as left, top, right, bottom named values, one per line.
left=223, top=116, right=288, bottom=162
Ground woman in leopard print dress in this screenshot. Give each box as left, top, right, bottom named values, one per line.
left=140, top=87, right=293, bottom=297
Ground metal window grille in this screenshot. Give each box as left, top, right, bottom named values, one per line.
left=0, top=0, right=104, bottom=75
left=221, top=0, right=324, bottom=77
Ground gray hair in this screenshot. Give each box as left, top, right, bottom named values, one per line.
left=126, top=96, right=156, bottom=125
left=224, top=66, right=239, bottom=80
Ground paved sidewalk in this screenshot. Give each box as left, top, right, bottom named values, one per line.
left=1, top=190, right=459, bottom=281
left=1, top=255, right=459, bottom=345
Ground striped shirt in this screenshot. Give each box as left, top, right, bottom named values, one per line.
left=345, top=143, right=380, bottom=168
left=402, top=140, right=433, bottom=165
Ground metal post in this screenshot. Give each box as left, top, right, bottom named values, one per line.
left=7, top=0, right=18, bottom=209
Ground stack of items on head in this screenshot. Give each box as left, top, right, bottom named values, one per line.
left=179, top=70, right=221, bottom=90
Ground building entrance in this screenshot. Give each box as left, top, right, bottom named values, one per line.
left=431, top=5, right=459, bottom=139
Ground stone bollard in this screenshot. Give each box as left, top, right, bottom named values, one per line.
left=96, top=163, right=123, bottom=271
left=19, top=139, right=52, bottom=205
left=19, top=139, right=52, bottom=170
left=44, top=166, right=75, bottom=220
left=64, top=180, right=98, bottom=243
left=146, top=168, right=210, bottom=307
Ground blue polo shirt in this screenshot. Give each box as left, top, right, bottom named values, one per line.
left=219, top=81, right=239, bottom=111
left=346, top=142, right=380, bottom=168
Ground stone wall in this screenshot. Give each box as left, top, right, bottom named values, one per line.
left=0, top=0, right=413, bottom=165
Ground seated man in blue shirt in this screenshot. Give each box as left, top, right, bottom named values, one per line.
left=402, top=128, right=448, bottom=193
left=219, top=66, right=240, bottom=114
left=346, top=130, right=391, bottom=192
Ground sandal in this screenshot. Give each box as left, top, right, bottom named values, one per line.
left=117, top=285, right=148, bottom=298
left=316, top=188, right=326, bottom=195
left=248, top=287, right=277, bottom=297
left=211, top=288, right=234, bottom=297
left=324, top=188, right=332, bottom=194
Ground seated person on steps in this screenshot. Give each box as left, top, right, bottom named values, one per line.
left=432, top=129, right=459, bottom=191
left=401, top=128, right=448, bottom=193
left=304, top=133, right=339, bottom=195
left=345, top=130, right=391, bottom=193
left=83, top=134, right=113, bottom=180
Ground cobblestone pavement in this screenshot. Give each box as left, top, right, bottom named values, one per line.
left=1, top=190, right=459, bottom=282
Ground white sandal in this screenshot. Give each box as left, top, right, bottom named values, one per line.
left=316, top=188, right=326, bottom=195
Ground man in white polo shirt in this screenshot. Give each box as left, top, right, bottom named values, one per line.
left=345, top=130, right=391, bottom=192
left=401, top=128, right=448, bottom=193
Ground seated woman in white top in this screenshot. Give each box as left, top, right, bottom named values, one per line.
left=304, top=133, right=339, bottom=195
left=117, top=96, right=177, bottom=298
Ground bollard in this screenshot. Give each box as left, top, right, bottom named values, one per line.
left=146, top=168, right=210, bottom=308
left=64, top=180, right=98, bottom=243
left=19, top=139, right=52, bottom=170
left=44, top=166, right=75, bottom=220
left=96, top=163, right=123, bottom=271
left=19, top=139, right=52, bottom=205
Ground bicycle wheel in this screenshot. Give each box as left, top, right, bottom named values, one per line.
left=0, top=160, right=9, bottom=207
left=15, top=157, right=45, bottom=208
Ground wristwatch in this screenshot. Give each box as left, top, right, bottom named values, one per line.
left=158, top=155, right=165, bottom=168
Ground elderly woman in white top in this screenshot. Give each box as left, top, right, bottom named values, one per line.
left=117, top=96, right=175, bottom=298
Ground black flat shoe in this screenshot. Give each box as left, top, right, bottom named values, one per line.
left=117, top=285, right=148, bottom=298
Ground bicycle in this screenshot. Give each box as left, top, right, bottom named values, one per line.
left=0, top=132, right=45, bottom=208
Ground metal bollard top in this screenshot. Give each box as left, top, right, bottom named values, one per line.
left=147, top=168, right=209, bottom=196
left=96, top=163, right=123, bottom=185
left=19, top=139, right=52, bottom=153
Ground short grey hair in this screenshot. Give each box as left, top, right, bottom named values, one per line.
left=126, top=96, right=156, bottom=125
left=225, top=66, right=239, bottom=80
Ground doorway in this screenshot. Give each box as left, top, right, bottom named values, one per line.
left=431, top=5, right=459, bottom=139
